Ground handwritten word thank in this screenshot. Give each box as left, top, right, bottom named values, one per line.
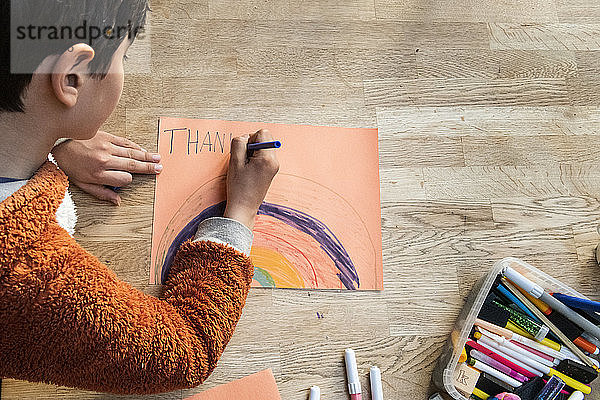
left=162, top=128, right=233, bottom=155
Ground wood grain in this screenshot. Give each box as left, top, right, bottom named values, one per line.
left=375, top=0, right=558, bottom=23
left=5, top=0, right=600, bottom=399
left=376, top=106, right=600, bottom=136
left=365, top=78, right=570, bottom=107
left=489, top=23, right=600, bottom=51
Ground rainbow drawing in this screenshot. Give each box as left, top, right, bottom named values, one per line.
left=157, top=201, right=360, bottom=289
left=150, top=117, right=383, bottom=290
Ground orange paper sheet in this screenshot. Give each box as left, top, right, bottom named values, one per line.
left=150, top=117, right=382, bottom=290
left=184, top=369, right=281, bottom=400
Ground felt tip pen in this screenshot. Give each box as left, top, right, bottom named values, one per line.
left=503, top=267, right=600, bottom=344
left=475, top=319, right=600, bottom=369
left=582, top=331, right=600, bottom=348
left=247, top=140, right=281, bottom=151
left=501, top=278, right=597, bottom=371
left=466, top=339, right=537, bottom=379
left=497, top=283, right=542, bottom=322
left=470, top=349, right=528, bottom=382
left=370, top=366, right=383, bottom=400
left=467, top=357, right=523, bottom=387
left=475, top=319, right=564, bottom=360
left=477, top=328, right=555, bottom=367
left=477, top=332, right=592, bottom=393
left=517, top=285, right=553, bottom=315
left=309, top=386, right=320, bottom=400
left=511, top=341, right=556, bottom=364
left=552, top=292, right=600, bottom=313
left=475, top=333, right=548, bottom=374
left=345, top=349, right=362, bottom=400
left=475, top=335, right=544, bottom=377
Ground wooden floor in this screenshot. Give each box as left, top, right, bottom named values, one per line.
left=5, top=0, right=600, bottom=399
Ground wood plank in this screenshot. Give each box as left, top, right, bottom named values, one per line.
left=208, top=0, right=376, bottom=21
left=557, top=0, right=600, bottom=23
left=149, top=19, right=490, bottom=50
left=72, top=202, right=153, bottom=242
left=379, top=167, right=426, bottom=201
left=380, top=136, right=465, bottom=167
left=568, top=51, right=600, bottom=105
left=236, top=47, right=419, bottom=81
left=375, top=0, right=558, bottom=23
left=463, top=135, right=600, bottom=166
left=423, top=165, right=600, bottom=199
left=381, top=200, right=494, bottom=230
left=572, top=222, right=600, bottom=291
left=376, top=106, right=600, bottom=136
left=272, top=293, right=390, bottom=341
left=489, top=23, right=600, bottom=50
left=416, top=49, right=576, bottom=79
left=152, top=0, right=209, bottom=20
left=365, top=78, right=570, bottom=107
left=160, top=76, right=366, bottom=109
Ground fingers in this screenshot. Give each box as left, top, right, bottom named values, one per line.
left=112, top=144, right=161, bottom=164
left=108, top=133, right=143, bottom=151
left=230, top=134, right=250, bottom=167
left=107, top=155, right=163, bottom=175
left=249, top=129, right=273, bottom=144
left=248, top=129, right=278, bottom=160
left=95, top=170, right=134, bottom=187
left=74, top=181, right=122, bottom=206
left=248, top=130, right=279, bottom=175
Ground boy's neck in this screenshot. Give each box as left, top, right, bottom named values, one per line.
left=0, top=112, right=57, bottom=180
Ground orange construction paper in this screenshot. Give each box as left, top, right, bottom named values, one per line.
left=150, top=117, right=382, bottom=290
left=184, top=369, right=281, bottom=400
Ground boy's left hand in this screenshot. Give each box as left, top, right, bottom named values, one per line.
left=51, top=131, right=162, bottom=206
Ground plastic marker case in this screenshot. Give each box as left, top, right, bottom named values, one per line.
left=432, top=257, right=591, bottom=399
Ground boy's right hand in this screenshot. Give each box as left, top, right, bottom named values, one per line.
left=223, top=129, right=280, bottom=230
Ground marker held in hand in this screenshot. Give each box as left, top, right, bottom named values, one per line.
left=247, top=140, right=281, bottom=151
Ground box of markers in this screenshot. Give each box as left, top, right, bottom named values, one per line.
left=432, top=257, right=600, bottom=400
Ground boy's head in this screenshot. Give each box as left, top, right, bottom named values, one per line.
left=0, top=0, right=148, bottom=140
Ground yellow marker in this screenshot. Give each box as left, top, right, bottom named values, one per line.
left=549, top=368, right=592, bottom=394
left=473, top=333, right=590, bottom=393
left=459, top=347, right=467, bottom=363
left=472, top=387, right=489, bottom=400
left=505, top=321, right=561, bottom=351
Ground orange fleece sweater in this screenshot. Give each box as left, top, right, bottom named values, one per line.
left=0, top=162, right=254, bottom=394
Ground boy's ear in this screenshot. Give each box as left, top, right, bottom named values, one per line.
left=51, top=43, right=95, bottom=108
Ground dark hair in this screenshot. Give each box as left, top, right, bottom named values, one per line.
left=0, top=0, right=149, bottom=112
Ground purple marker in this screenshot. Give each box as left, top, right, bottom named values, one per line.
left=470, top=349, right=528, bottom=382
left=247, top=140, right=281, bottom=151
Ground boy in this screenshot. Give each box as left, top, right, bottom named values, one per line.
left=0, top=0, right=279, bottom=395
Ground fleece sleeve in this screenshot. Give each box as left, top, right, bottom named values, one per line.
left=0, top=223, right=254, bottom=395
left=194, top=217, right=254, bottom=256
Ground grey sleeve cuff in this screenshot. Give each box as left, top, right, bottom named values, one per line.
left=194, top=217, right=254, bottom=256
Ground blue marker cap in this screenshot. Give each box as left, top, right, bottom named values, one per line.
left=247, top=141, right=281, bottom=151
